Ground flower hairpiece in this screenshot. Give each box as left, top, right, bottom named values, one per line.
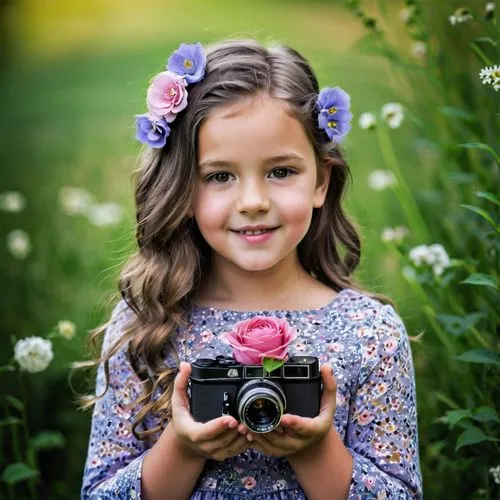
left=316, top=86, right=352, bottom=143
left=135, top=42, right=207, bottom=149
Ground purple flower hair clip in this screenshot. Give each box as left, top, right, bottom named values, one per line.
left=167, top=42, right=206, bottom=84
left=135, top=42, right=206, bottom=149
left=316, top=86, right=352, bottom=143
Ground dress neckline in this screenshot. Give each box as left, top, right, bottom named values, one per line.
left=191, top=287, right=353, bottom=316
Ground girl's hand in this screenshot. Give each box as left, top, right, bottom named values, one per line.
left=242, top=363, right=337, bottom=458
left=171, top=362, right=250, bottom=462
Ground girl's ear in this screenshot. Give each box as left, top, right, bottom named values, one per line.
left=312, top=160, right=332, bottom=209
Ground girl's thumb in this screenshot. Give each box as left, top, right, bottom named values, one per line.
left=179, top=361, right=191, bottom=374
left=174, top=362, right=191, bottom=389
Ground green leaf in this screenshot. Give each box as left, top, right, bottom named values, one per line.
left=436, top=312, right=486, bottom=336
left=0, top=364, right=15, bottom=372
left=427, top=440, right=446, bottom=458
left=262, top=358, right=285, bottom=374
left=5, top=395, right=24, bottom=412
left=459, top=205, right=498, bottom=232
left=0, top=417, right=23, bottom=427
left=30, top=431, right=66, bottom=451
left=443, top=409, right=472, bottom=427
left=455, top=426, right=498, bottom=451
left=458, top=142, right=499, bottom=162
left=0, top=462, right=39, bottom=485
left=470, top=42, right=494, bottom=67
left=460, top=273, right=498, bottom=289
left=476, top=191, right=500, bottom=206
left=473, top=37, right=498, bottom=47
left=472, top=406, right=499, bottom=423
left=448, top=172, right=478, bottom=184
left=440, top=107, right=477, bottom=123
left=456, top=348, right=500, bottom=367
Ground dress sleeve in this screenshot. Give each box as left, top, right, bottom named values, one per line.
left=346, top=304, right=423, bottom=499
left=81, top=300, right=148, bottom=499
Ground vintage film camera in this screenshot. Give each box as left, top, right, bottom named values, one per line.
left=188, top=355, right=321, bottom=433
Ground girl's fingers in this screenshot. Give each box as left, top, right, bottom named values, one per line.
left=319, top=363, right=337, bottom=416
left=249, top=428, right=302, bottom=450
left=203, top=428, right=240, bottom=453
left=173, top=362, right=191, bottom=393
left=171, top=362, right=194, bottom=420
left=280, top=414, right=316, bottom=436
left=194, top=415, right=238, bottom=442
left=172, top=362, right=190, bottom=406
left=213, top=435, right=250, bottom=460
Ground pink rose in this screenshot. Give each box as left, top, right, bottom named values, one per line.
left=147, top=71, right=188, bottom=122
left=222, top=316, right=297, bottom=365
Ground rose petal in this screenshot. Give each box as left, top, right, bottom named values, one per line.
left=233, top=348, right=261, bottom=365
left=258, top=345, right=288, bottom=360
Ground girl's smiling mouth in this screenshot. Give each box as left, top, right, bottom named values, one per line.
left=230, top=226, right=280, bottom=243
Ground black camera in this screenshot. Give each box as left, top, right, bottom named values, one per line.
left=188, top=355, right=322, bottom=433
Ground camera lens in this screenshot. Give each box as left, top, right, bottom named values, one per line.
left=237, top=380, right=285, bottom=433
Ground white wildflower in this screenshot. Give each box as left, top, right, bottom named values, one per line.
left=59, top=186, right=94, bottom=216
left=0, top=191, right=26, bottom=213
left=411, top=41, right=427, bottom=60
left=490, top=465, right=500, bottom=484
left=479, top=65, right=500, bottom=91
left=409, top=244, right=430, bottom=266
left=14, top=337, right=53, bottom=373
left=57, top=320, right=76, bottom=340
left=486, top=2, right=496, bottom=14
left=7, top=229, right=31, bottom=260
left=399, top=6, right=416, bottom=23
left=86, top=202, right=123, bottom=227
left=381, top=226, right=409, bottom=243
left=381, top=103, right=405, bottom=128
left=367, top=170, right=397, bottom=191
left=409, top=243, right=451, bottom=276
left=449, top=7, right=473, bottom=25
left=428, top=243, right=451, bottom=275
left=359, top=112, right=377, bottom=130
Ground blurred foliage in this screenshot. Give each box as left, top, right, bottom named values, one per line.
left=343, top=0, right=499, bottom=498
left=0, top=0, right=498, bottom=498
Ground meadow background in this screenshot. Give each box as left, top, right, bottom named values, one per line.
left=1, top=0, right=498, bottom=498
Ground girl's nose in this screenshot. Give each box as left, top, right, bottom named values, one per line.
left=235, top=179, right=271, bottom=214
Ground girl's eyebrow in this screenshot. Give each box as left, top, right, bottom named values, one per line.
left=198, top=153, right=305, bottom=170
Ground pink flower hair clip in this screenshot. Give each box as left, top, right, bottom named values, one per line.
left=134, top=42, right=206, bottom=149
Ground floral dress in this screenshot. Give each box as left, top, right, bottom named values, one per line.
left=81, top=288, right=423, bottom=499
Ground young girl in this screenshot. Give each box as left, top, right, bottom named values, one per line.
left=80, top=39, right=422, bottom=499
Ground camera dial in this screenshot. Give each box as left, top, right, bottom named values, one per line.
left=194, top=358, right=216, bottom=367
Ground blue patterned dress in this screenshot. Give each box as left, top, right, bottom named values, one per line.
left=81, top=288, right=423, bottom=499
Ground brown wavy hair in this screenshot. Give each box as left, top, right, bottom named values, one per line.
left=76, top=38, right=395, bottom=442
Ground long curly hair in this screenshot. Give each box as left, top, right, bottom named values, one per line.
left=77, top=38, right=394, bottom=442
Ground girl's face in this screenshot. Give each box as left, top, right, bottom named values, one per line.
left=191, top=93, right=331, bottom=274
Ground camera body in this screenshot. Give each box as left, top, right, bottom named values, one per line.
left=188, top=355, right=321, bottom=433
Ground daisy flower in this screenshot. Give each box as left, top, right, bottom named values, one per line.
left=479, top=65, right=500, bottom=91
left=449, top=7, right=473, bottom=25
left=381, top=103, right=405, bottom=128
left=359, top=112, right=377, bottom=130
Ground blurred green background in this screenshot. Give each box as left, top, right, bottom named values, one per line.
left=1, top=0, right=498, bottom=498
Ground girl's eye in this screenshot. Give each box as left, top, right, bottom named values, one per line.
left=270, top=167, right=295, bottom=179
left=204, top=167, right=296, bottom=183
left=205, top=172, right=233, bottom=183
